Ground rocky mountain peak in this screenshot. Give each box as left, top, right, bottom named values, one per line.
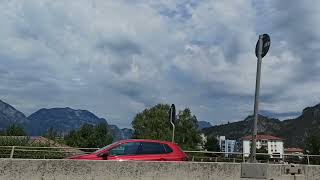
left=0, top=100, right=28, bottom=130
left=198, top=121, right=212, bottom=130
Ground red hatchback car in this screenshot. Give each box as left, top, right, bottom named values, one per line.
left=67, top=139, right=187, bottom=161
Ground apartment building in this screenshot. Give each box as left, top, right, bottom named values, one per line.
left=242, top=135, right=284, bottom=158
left=219, top=136, right=239, bottom=157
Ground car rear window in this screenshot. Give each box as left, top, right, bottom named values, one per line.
left=138, top=142, right=166, bottom=154
left=163, top=144, right=173, bottom=153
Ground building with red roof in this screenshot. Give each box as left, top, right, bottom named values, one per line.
left=242, top=134, right=285, bottom=158
left=284, top=147, right=303, bottom=155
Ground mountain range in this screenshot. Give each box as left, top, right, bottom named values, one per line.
left=203, top=103, right=320, bottom=148
left=0, top=100, right=132, bottom=140
left=1, top=99, right=320, bottom=147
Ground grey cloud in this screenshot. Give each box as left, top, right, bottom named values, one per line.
left=257, top=0, right=320, bottom=76
left=0, top=0, right=320, bottom=128
left=96, top=38, right=141, bottom=56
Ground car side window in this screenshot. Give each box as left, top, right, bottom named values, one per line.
left=138, top=142, right=166, bottom=155
left=108, top=142, right=141, bottom=156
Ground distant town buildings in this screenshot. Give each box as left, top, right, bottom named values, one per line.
left=242, top=135, right=284, bottom=158
left=218, top=136, right=240, bottom=157
left=209, top=134, right=304, bottom=160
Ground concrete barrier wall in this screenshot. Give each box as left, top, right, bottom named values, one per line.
left=0, top=159, right=319, bottom=180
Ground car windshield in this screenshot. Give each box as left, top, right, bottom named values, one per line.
left=93, top=142, right=119, bottom=154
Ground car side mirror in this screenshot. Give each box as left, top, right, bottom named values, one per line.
left=97, top=152, right=109, bottom=159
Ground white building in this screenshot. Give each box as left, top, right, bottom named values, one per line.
left=219, top=136, right=239, bottom=157
left=242, top=135, right=284, bottom=158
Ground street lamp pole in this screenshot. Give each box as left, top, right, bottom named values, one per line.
left=169, top=104, right=176, bottom=143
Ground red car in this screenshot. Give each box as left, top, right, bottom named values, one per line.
left=67, top=139, right=187, bottom=161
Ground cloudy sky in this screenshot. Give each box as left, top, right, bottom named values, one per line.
left=1, top=0, right=320, bottom=128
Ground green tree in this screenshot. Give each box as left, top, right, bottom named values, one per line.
left=175, top=108, right=202, bottom=150
left=256, top=146, right=269, bottom=161
left=305, top=128, right=320, bottom=155
left=44, top=127, right=59, bottom=140
left=204, top=136, right=220, bottom=152
left=64, top=122, right=113, bottom=148
left=304, top=128, right=320, bottom=165
left=91, top=122, right=113, bottom=147
left=132, top=104, right=172, bottom=141
left=132, top=104, right=202, bottom=150
left=6, top=124, right=26, bottom=136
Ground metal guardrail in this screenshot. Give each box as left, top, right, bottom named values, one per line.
left=183, top=150, right=320, bottom=165
left=0, top=146, right=99, bottom=150
left=1, top=146, right=319, bottom=165
left=0, top=146, right=99, bottom=159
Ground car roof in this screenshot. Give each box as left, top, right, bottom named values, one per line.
left=117, top=139, right=175, bottom=145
